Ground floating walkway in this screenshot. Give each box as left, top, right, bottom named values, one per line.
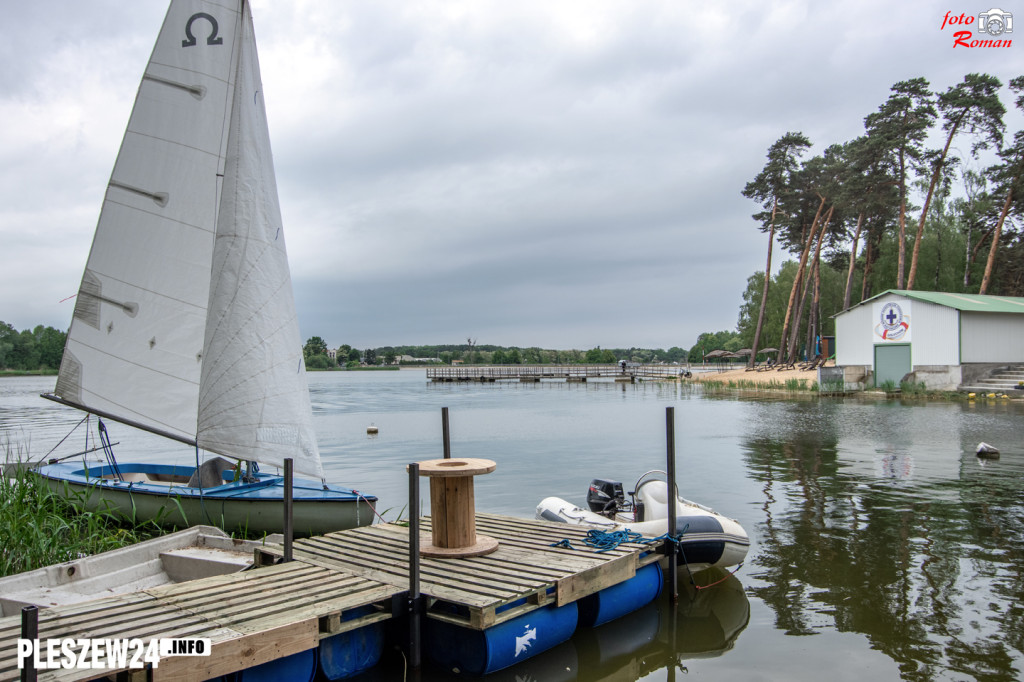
left=427, top=364, right=688, bottom=383
left=0, top=514, right=664, bottom=681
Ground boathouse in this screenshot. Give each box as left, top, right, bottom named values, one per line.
left=833, top=290, right=1024, bottom=391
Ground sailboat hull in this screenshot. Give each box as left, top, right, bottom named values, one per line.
left=34, top=462, right=377, bottom=537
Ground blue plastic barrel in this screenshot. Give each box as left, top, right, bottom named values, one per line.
left=318, top=606, right=385, bottom=680
left=425, top=601, right=578, bottom=675
left=578, top=562, right=663, bottom=627
left=232, top=647, right=316, bottom=682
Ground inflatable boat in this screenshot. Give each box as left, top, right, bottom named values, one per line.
left=536, top=472, right=749, bottom=571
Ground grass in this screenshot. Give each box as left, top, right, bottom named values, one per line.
left=1, top=447, right=163, bottom=578
left=899, top=380, right=928, bottom=396
left=819, top=379, right=847, bottom=395
left=700, top=378, right=817, bottom=392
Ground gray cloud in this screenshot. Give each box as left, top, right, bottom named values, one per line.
left=2, top=0, right=1020, bottom=351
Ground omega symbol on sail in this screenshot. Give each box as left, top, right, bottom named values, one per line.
left=182, top=12, right=223, bottom=47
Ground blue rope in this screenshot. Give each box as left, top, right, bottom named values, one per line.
left=550, top=523, right=691, bottom=553
left=584, top=529, right=647, bottom=552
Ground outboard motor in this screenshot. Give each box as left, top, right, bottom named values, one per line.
left=587, top=479, right=625, bottom=517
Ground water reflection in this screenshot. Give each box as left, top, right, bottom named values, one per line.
left=4, top=374, right=1024, bottom=680
left=372, top=569, right=749, bottom=682
left=742, top=399, right=1024, bottom=680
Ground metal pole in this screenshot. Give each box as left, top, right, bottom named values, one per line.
left=284, top=458, right=293, bottom=562
left=441, top=407, right=451, bottom=459
left=21, top=605, right=38, bottom=682
left=666, top=406, right=678, bottom=603
left=408, top=463, right=422, bottom=669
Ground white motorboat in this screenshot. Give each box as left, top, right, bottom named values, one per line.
left=537, top=472, right=749, bottom=571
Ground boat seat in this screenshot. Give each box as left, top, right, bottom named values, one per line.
left=188, top=457, right=237, bottom=488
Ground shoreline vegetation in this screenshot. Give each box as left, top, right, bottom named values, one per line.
left=1, top=369, right=58, bottom=377
left=0, top=458, right=161, bottom=578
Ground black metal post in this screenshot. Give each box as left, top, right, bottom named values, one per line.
left=666, top=407, right=678, bottom=603
left=21, top=605, right=38, bottom=682
left=441, top=407, right=451, bottom=459
left=283, top=458, right=293, bottom=562
left=408, top=463, right=422, bottom=669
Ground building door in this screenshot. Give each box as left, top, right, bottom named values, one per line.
left=874, top=344, right=911, bottom=387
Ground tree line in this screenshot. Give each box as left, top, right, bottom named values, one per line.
left=301, top=337, right=699, bottom=368
left=740, top=73, right=1024, bottom=367
left=0, top=322, right=65, bottom=371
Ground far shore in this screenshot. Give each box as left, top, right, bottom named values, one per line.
left=691, top=362, right=829, bottom=386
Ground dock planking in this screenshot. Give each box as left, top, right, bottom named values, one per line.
left=257, top=512, right=664, bottom=629
left=0, top=561, right=401, bottom=682
left=0, top=513, right=662, bottom=680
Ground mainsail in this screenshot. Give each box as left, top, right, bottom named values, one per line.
left=52, top=0, right=323, bottom=479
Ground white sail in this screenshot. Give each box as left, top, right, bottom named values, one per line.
left=197, top=4, right=323, bottom=479
left=54, top=0, right=323, bottom=479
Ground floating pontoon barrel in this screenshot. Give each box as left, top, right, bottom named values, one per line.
left=318, top=606, right=385, bottom=680
left=425, top=601, right=578, bottom=675
left=578, top=562, right=663, bottom=627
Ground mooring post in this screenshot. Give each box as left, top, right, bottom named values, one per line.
left=441, top=407, right=451, bottom=459
left=283, top=458, right=293, bottom=562
left=408, top=462, right=422, bottom=669
left=21, top=605, right=38, bottom=682
left=666, top=406, right=679, bottom=603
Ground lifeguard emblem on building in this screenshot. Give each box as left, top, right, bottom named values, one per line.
left=874, top=301, right=911, bottom=342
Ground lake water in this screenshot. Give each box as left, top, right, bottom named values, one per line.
left=3, top=370, right=1023, bottom=681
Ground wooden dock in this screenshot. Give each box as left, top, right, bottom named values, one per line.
left=426, top=364, right=688, bottom=383
left=0, top=514, right=663, bottom=681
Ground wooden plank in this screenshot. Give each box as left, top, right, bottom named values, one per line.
left=154, top=619, right=319, bottom=681
left=556, top=551, right=636, bottom=606
left=283, top=538, right=560, bottom=602
left=294, top=534, right=566, bottom=591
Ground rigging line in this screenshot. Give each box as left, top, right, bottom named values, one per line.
left=354, top=490, right=387, bottom=524
left=35, top=413, right=91, bottom=465
left=97, top=419, right=123, bottom=482
left=45, top=443, right=121, bottom=466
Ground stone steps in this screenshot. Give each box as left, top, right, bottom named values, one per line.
left=962, top=365, right=1024, bottom=393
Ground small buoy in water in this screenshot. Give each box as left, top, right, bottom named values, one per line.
left=367, top=424, right=378, bottom=434
left=987, top=393, right=997, bottom=398
left=968, top=392, right=976, bottom=399
left=976, top=442, right=1000, bottom=459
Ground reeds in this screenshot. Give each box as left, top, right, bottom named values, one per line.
left=1, top=449, right=161, bottom=578
left=700, top=378, right=817, bottom=392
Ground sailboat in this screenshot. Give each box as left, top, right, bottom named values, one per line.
left=34, top=0, right=377, bottom=536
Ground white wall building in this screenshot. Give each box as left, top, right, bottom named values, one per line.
left=833, top=290, right=1024, bottom=390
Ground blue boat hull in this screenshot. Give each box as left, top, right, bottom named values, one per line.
left=34, top=462, right=377, bottom=536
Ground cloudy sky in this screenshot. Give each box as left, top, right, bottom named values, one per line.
left=1, top=1, right=1020, bottom=351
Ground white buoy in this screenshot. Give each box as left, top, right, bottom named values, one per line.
left=976, top=442, right=999, bottom=458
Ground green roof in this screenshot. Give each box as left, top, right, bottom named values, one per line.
left=858, top=290, right=1024, bottom=314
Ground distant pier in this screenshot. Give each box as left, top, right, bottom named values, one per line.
left=426, top=363, right=689, bottom=383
